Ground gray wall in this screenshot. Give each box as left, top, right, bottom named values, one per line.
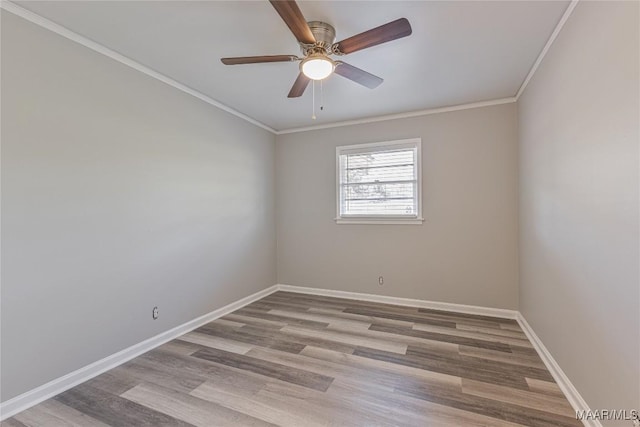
left=518, top=1, right=639, bottom=422
left=1, top=12, right=276, bottom=401
left=276, top=103, right=519, bottom=309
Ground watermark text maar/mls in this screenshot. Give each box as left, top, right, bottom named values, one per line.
left=576, top=409, right=639, bottom=423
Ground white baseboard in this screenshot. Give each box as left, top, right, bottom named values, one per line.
left=276, top=284, right=518, bottom=319
left=0, top=284, right=279, bottom=420
left=516, top=313, right=599, bottom=427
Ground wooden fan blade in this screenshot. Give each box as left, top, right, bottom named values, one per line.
left=333, top=18, right=412, bottom=55
left=221, top=55, right=298, bottom=65
left=288, top=73, right=310, bottom=98
left=269, top=1, right=316, bottom=45
left=334, top=62, right=383, bottom=89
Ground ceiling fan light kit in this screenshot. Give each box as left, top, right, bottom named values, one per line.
left=300, top=54, right=335, bottom=80
left=220, top=0, right=412, bottom=116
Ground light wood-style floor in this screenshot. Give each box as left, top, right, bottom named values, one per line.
left=2, top=291, right=581, bottom=426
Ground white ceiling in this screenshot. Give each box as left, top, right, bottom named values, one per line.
left=15, top=1, right=569, bottom=131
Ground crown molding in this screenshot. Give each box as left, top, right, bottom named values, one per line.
left=275, top=97, right=517, bottom=135
left=2, top=0, right=576, bottom=135
left=0, top=0, right=278, bottom=134
left=515, top=0, right=579, bottom=100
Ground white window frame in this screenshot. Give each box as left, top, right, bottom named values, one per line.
left=335, top=138, right=423, bottom=225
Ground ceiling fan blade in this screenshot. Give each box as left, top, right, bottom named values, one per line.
left=333, top=18, right=412, bottom=55
left=221, top=55, right=299, bottom=65
left=269, top=1, right=316, bottom=45
left=334, top=62, right=383, bottom=89
left=288, top=73, right=311, bottom=98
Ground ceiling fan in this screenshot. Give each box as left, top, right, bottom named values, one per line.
left=221, top=0, right=412, bottom=98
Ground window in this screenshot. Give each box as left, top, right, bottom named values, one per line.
left=336, top=138, right=423, bottom=224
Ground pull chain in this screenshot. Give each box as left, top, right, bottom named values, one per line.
left=312, top=80, right=316, bottom=120
left=320, top=80, right=324, bottom=111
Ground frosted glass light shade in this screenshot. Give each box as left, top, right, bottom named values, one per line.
left=301, top=57, right=335, bottom=80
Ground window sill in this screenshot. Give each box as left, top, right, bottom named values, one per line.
left=335, top=217, right=424, bottom=225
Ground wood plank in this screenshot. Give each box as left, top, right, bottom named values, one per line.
left=374, top=306, right=507, bottom=329
left=261, top=292, right=349, bottom=311
left=222, top=313, right=287, bottom=330
left=328, top=298, right=506, bottom=328
left=300, top=345, right=461, bottom=389
left=307, top=307, right=415, bottom=328
left=267, top=292, right=513, bottom=329
left=139, top=348, right=269, bottom=398
left=116, top=355, right=206, bottom=394
left=234, top=308, right=330, bottom=329
left=247, top=346, right=382, bottom=380
left=263, top=294, right=344, bottom=309
left=190, top=380, right=325, bottom=426
left=395, top=379, right=583, bottom=427
left=121, top=383, right=275, bottom=426
left=241, top=352, right=423, bottom=426
left=199, top=321, right=357, bottom=355
left=459, top=345, right=546, bottom=369
left=191, top=347, right=335, bottom=392
left=54, top=383, right=195, bottom=427
left=256, top=378, right=400, bottom=426
left=82, top=370, right=139, bottom=396
left=413, top=322, right=533, bottom=347
left=156, top=339, right=203, bottom=356
left=267, top=308, right=372, bottom=330
left=322, top=319, right=460, bottom=354
left=0, top=419, right=30, bottom=427
left=246, top=301, right=314, bottom=314
left=417, top=307, right=519, bottom=325
left=13, top=399, right=109, bottom=427
left=195, top=323, right=306, bottom=354
left=354, top=346, right=531, bottom=390
left=501, top=322, right=526, bottom=332
left=178, top=331, right=254, bottom=354
left=371, top=323, right=514, bottom=352
left=408, top=345, right=553, bottom=382
left=461, top=378, right=576, bottom=417
left=526, top=378, right=567, bottom=398
left=247, top=345, right=411, bottom=394
left=326, top=378, right=527, bottom=427
left=280, top=324, right=408, bottom=354
left=511, top=344, right=542, bottom=357
left=343, top=306, right=459, bottom=328
left=385, top=386, right=529, bottom=427
left=456, top=323, right=528, bottom=339
left=210, top=318, right=245, bottom=328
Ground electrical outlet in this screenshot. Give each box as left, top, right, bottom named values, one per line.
left=378, top=276, right=384, bottom=286
left=152, top=306, right=159, bottom=320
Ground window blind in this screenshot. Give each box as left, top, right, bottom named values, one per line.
left=338, top=142, right=419, bottom=217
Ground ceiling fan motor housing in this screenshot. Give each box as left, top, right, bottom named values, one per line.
left=303, top=21, right=336, bottom=54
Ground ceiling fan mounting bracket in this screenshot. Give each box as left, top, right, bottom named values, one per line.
left=331, top=44, right=345, bottom=56
left=302, top=45, right=329, bottom=57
